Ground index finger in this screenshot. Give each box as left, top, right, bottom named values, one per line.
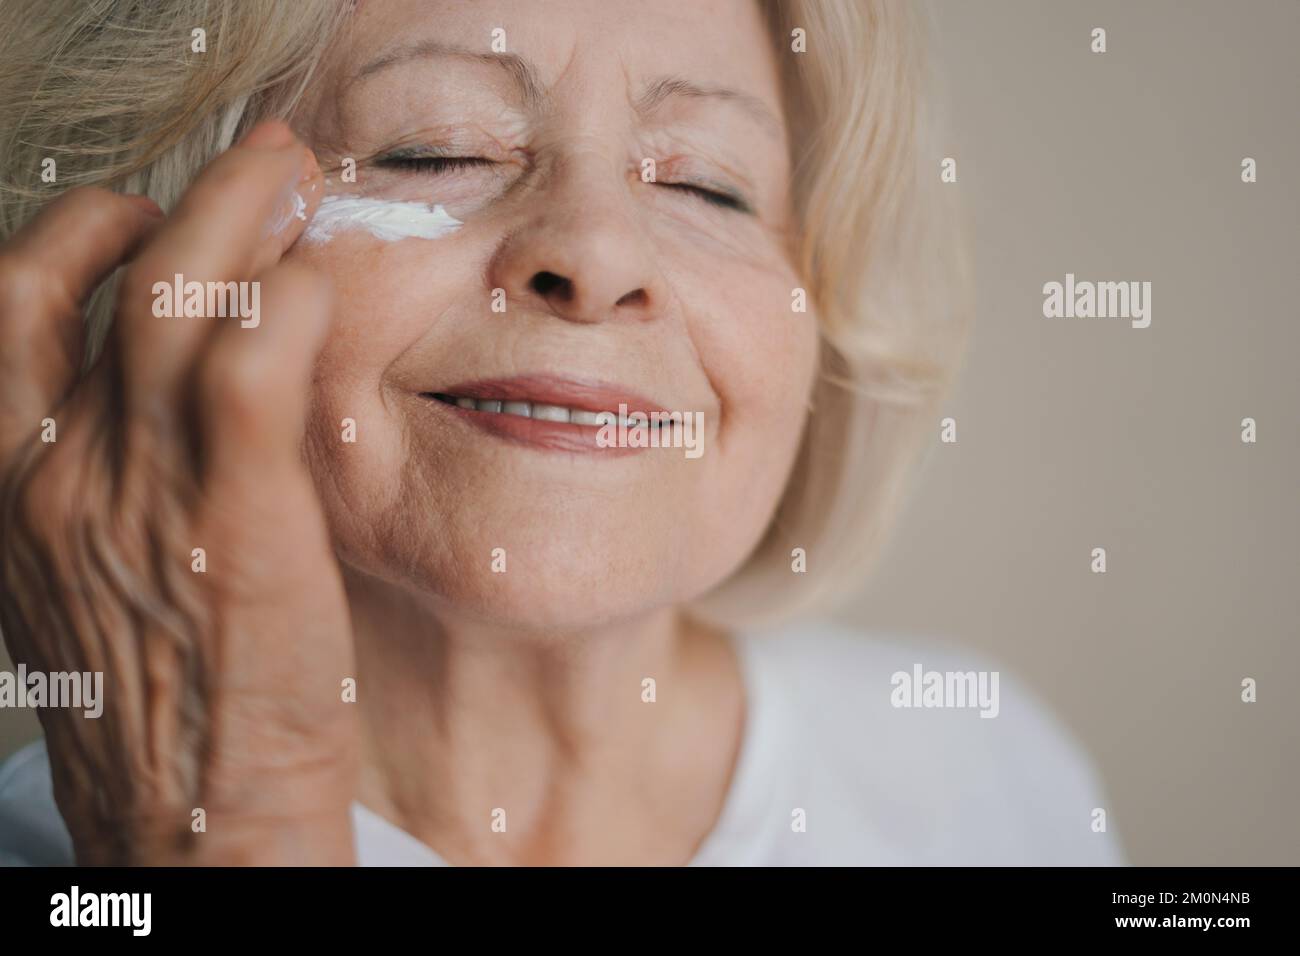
left=113, top=120, right=322, bottom=403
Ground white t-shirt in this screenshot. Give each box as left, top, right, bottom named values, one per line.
left=0, top=621, right=1125, bottom=866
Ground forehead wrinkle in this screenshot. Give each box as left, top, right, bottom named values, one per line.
left=634, top=75, right=782, bottom=141
left=346, top=35, right=779, bottom=136
left=350, top=38, right=547, bottom=111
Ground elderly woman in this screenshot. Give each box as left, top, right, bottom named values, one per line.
left=0, top=0, right=1120, bottom=866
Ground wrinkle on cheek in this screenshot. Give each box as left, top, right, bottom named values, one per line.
left=301, top=355, right=408, bottom=545
left=289, top=225, right=479, bottom=588
left=304, top=391, right=431, bottom=593
left=374, top=405, right=447, bottom=582
left=675, top=269, right=816, bottom=452
left=302, top=391, right=361, bottom=551
left=642, top=193, right=784, bottom=268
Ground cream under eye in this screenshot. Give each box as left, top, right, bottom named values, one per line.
left=303, top=196, right=462, bottom=243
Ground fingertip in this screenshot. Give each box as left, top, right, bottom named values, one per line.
left=256, top=151, right=325, bottom=269
left=294, top=148, right=326, bottom=233
left=123, top=194, right=165, bottom=219
left=240, top=119, right=296, bottom=150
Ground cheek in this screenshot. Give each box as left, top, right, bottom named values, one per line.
left=668, top=252, right=821, bottom=589
left=671, top=232, right=819, bottom=441
left=287, top=239, right=446, bottom=558
left=285, top=235, right=703, bottom=623
left=283, top=224, right=818, bottom=626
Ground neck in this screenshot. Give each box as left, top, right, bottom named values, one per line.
left=342, top=568, right=746, bottom=865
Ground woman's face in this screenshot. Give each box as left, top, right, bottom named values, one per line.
left=290, top=0, right=819, bottom=629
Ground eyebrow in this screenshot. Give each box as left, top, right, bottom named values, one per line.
left=351, top=42, right=782, bottom=139
left=633, top=75, right=782, bottom=140
left=353, top=40, right=546, bottom=109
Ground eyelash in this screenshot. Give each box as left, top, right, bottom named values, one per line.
left=376, top=154, right=752, bottom=214
left=377, top=155, right=495, bottom=174
left=658, top=181, right=751, bottom=213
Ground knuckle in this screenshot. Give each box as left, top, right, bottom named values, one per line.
left=194, top=159, right=249, bottom=198
left=0, top=251, right=63, bottom=317
left=11, top=451, right=76, bottom=539
left=199, top=344, right=275, bottom=427
left=0, top=188, right=139, bottom=320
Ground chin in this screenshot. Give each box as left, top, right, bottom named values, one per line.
left=406, top=527, right=741, bottom=634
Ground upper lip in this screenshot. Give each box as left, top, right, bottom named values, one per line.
left=427, top=373, right=671, bottom=415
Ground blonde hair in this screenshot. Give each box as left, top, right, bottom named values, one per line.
left=0, top=0, right=968, bottom=628
left=0, top=0, right=349, bottom=357
left=695, top=1, right=970, bottom=627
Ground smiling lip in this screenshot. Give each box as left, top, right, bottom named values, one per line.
left=421, top=374, right=672, bottom=454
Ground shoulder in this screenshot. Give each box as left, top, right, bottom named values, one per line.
left=0, top=739, right=74, bottom=866
left=734, top=620, right=1126, bottom=865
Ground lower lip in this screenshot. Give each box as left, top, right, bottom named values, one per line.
left=422, top=396, right=648, bottom=456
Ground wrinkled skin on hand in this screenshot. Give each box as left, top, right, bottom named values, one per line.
left=0, top=121, right=359, bottom=865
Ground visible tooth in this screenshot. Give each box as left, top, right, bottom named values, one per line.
left=477, top=399, right=503, bottom=413
left=570, top=409, right=604, bottom=426
left=658, top=412, right=682, bottom=428
left=502, top=400, right=532, bottom=418
left=594, top=411, right=617, bottom=427
left=456, top=397, right=476, bottom=409
left=622, top=412, right=648, bottom=428
left=531, top=403, right=570, bottom=423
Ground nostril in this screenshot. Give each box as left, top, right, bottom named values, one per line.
left=615, top=289, right=647, bottom=308
left=530, top=271, right=572, bottom=301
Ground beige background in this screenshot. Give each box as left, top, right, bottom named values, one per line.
left=831, top=0, right=1300, bottom=865
left=2, top=0, right=1297, bottom=864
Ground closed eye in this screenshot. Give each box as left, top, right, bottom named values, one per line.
left=375, top=153, right=751, bottom=214
left=375, top=155, right=496, bottom=174
left=659, top=181, right=752, bottom=214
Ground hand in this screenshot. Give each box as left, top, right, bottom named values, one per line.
left=0, top=120, right=359, bottom=865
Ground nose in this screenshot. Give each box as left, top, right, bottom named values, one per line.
left=488, top=152, right=667, bottom=325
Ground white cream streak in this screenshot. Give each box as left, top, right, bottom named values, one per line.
left=304, top=195, right=463, bottom=243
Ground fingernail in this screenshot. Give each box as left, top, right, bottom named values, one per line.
left=297, top=146, right=320, bottom=184
left=124, top=194, right=164, bottom=218
left=241, top=120, right=295, bottom=150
